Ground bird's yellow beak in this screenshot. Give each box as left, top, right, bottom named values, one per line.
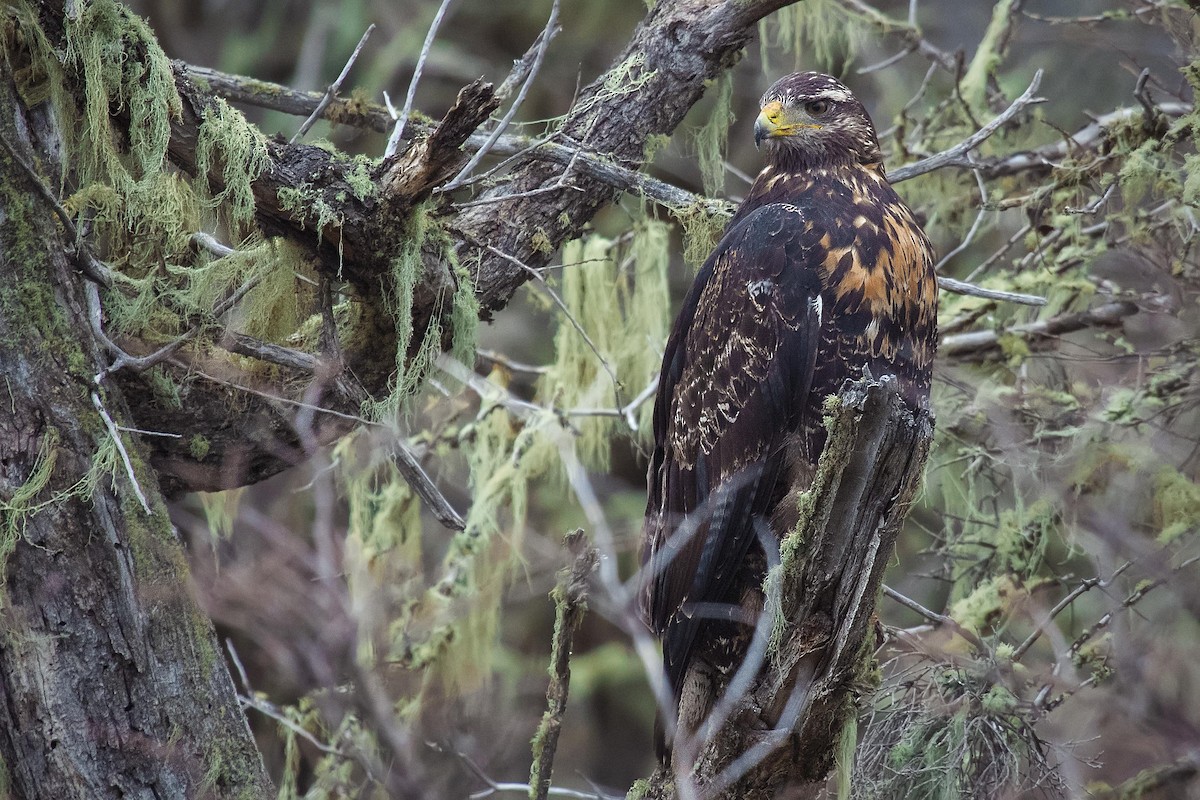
left=754, top=100, right=820, bottom=148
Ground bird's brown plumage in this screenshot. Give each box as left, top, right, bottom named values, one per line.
left=639, top=72, right=938, bottom=761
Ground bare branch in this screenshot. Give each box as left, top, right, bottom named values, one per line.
left=442, top=0, right=561, bottom=192
left=890, top=69, right=1046, bottom=183
left=936, top=276, right=1046, bottom=307
left=1010, top=561, right=1132, bottom=662
left=385, top=437, right=466, bottom=532
left=939, top=299, right=1138, bottom=359
left=883, top=585, right=986, bottom=651
left=980, top=102, right=1191, bottom=178
left=91, top=390, right=151, bottom=514
left=384, top=0, right=456, bottom=158
left=292, top=24, right=375, bottom=143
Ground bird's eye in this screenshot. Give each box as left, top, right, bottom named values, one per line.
left=805, top=99, right=831, bottom=116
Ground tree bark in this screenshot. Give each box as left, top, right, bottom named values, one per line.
left=0, top=61, right=271, bottom=800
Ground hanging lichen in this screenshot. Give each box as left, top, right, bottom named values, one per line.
left=538, top=223, right=671, bottom=468
left=760, top=0, right=871, bottom=73
left=1, top=431, right=120, bottom=590
left=400, top=398, right=558, bottom=695
left=197, top=489, right=245, bottom=542
left=692, top=71, right=734, bottom=198
left=677, top=200, right=732, bottom=270
left=193, top=96, right=271, bottom=239
left=362, top=203, right=460, bottom=422
left=341, top=438, right=427, bottom=668
left=62, top=0, right=182, bottom=194
left=624, top=219, right=672, bottom=433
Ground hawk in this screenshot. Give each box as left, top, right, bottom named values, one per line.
left=639, top=72, right=938, bottom=762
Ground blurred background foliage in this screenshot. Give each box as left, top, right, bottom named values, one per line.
left=117, top=0, right=1200, bottom=796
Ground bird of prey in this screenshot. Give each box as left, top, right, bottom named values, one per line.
left=639, top=72, right=938, bottom=762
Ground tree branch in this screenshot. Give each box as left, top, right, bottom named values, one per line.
left=529, top=532, right=598, bottom=800
left=939, top=299, right=1138, bottom=359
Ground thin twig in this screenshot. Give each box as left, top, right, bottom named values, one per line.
left=494, top=17, right=558, bottom=103
left=177, top=361, right=380, bottom=427
left=225, top=639, right=348, bottom=758
left=96, top=277, right=262, bottom=379
left=91, top=390, right=152, bottom=515
left=564, top=374, right=660, bottom=432
left=191, top=231, right=236, bottom=258
left=889, top=69, right=1045, bottom=183
left=384, top=0, right=456, bottom=158
left=292, top=23, right=375, bottom=143
left=482, top=244, right=621, bottom=403
left=386, top=437, right=466, bottom=531
left=934, top=168, right=990, bottom=272
left=476, top=349, right=551, bottom=375
left=936, top=276, right=1046, bottom=307
left=1011, top=561, right=1131, bottom=662
left=441, top=0, right=560, bottom=192
left=883, top=584, right=985, bottom=651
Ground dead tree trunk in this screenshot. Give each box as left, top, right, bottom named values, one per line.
left=641, top=378, right=934, bottom=799
left=0, top=72, right=272, bottom=799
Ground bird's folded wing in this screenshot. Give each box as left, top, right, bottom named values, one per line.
left=640, top=202, right=825, bottom=692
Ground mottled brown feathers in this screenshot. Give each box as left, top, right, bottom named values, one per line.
left=639, top=72, right=938, bottom=763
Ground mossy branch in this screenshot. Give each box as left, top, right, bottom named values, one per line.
left=529, top=531, right=599, bottom=800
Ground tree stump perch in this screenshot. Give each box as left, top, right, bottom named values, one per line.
left=640, top=377, right=934, bottom=800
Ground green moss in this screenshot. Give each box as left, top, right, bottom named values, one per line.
left=765, top=391, right=861, bottom=657
left=277, top=184, right=343, bottom=241
left=834, top=711, right=857, bottom=800
left=959, top=0, right=1018, bottom=110
left=144, top=366, right=184, bottom=410
left=642, top=133, right=671, bottom=162
left=980, top=685, right=1018, bottom=715
left=1117, top=139, right=1167, bottom=204
left=193, top=97, right=271, bottom=238
left=201, top=733, right=262, bottom=798
left=626, top=778, right=652, bottom=799
left=1153, top=467, right=1200, bottom=543
left=531, top=227, right=554, bottom=254
left=188, top=434, right=211, bottom=461
left=344, top=154, right=378, bottom=202
left=949, top=574, right=1021, bottom=634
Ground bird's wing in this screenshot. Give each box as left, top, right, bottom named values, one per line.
left=640, top=202, right=825, bottom=694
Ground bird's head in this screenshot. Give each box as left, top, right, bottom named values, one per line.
left=753, top=72, right=882, bottom=168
